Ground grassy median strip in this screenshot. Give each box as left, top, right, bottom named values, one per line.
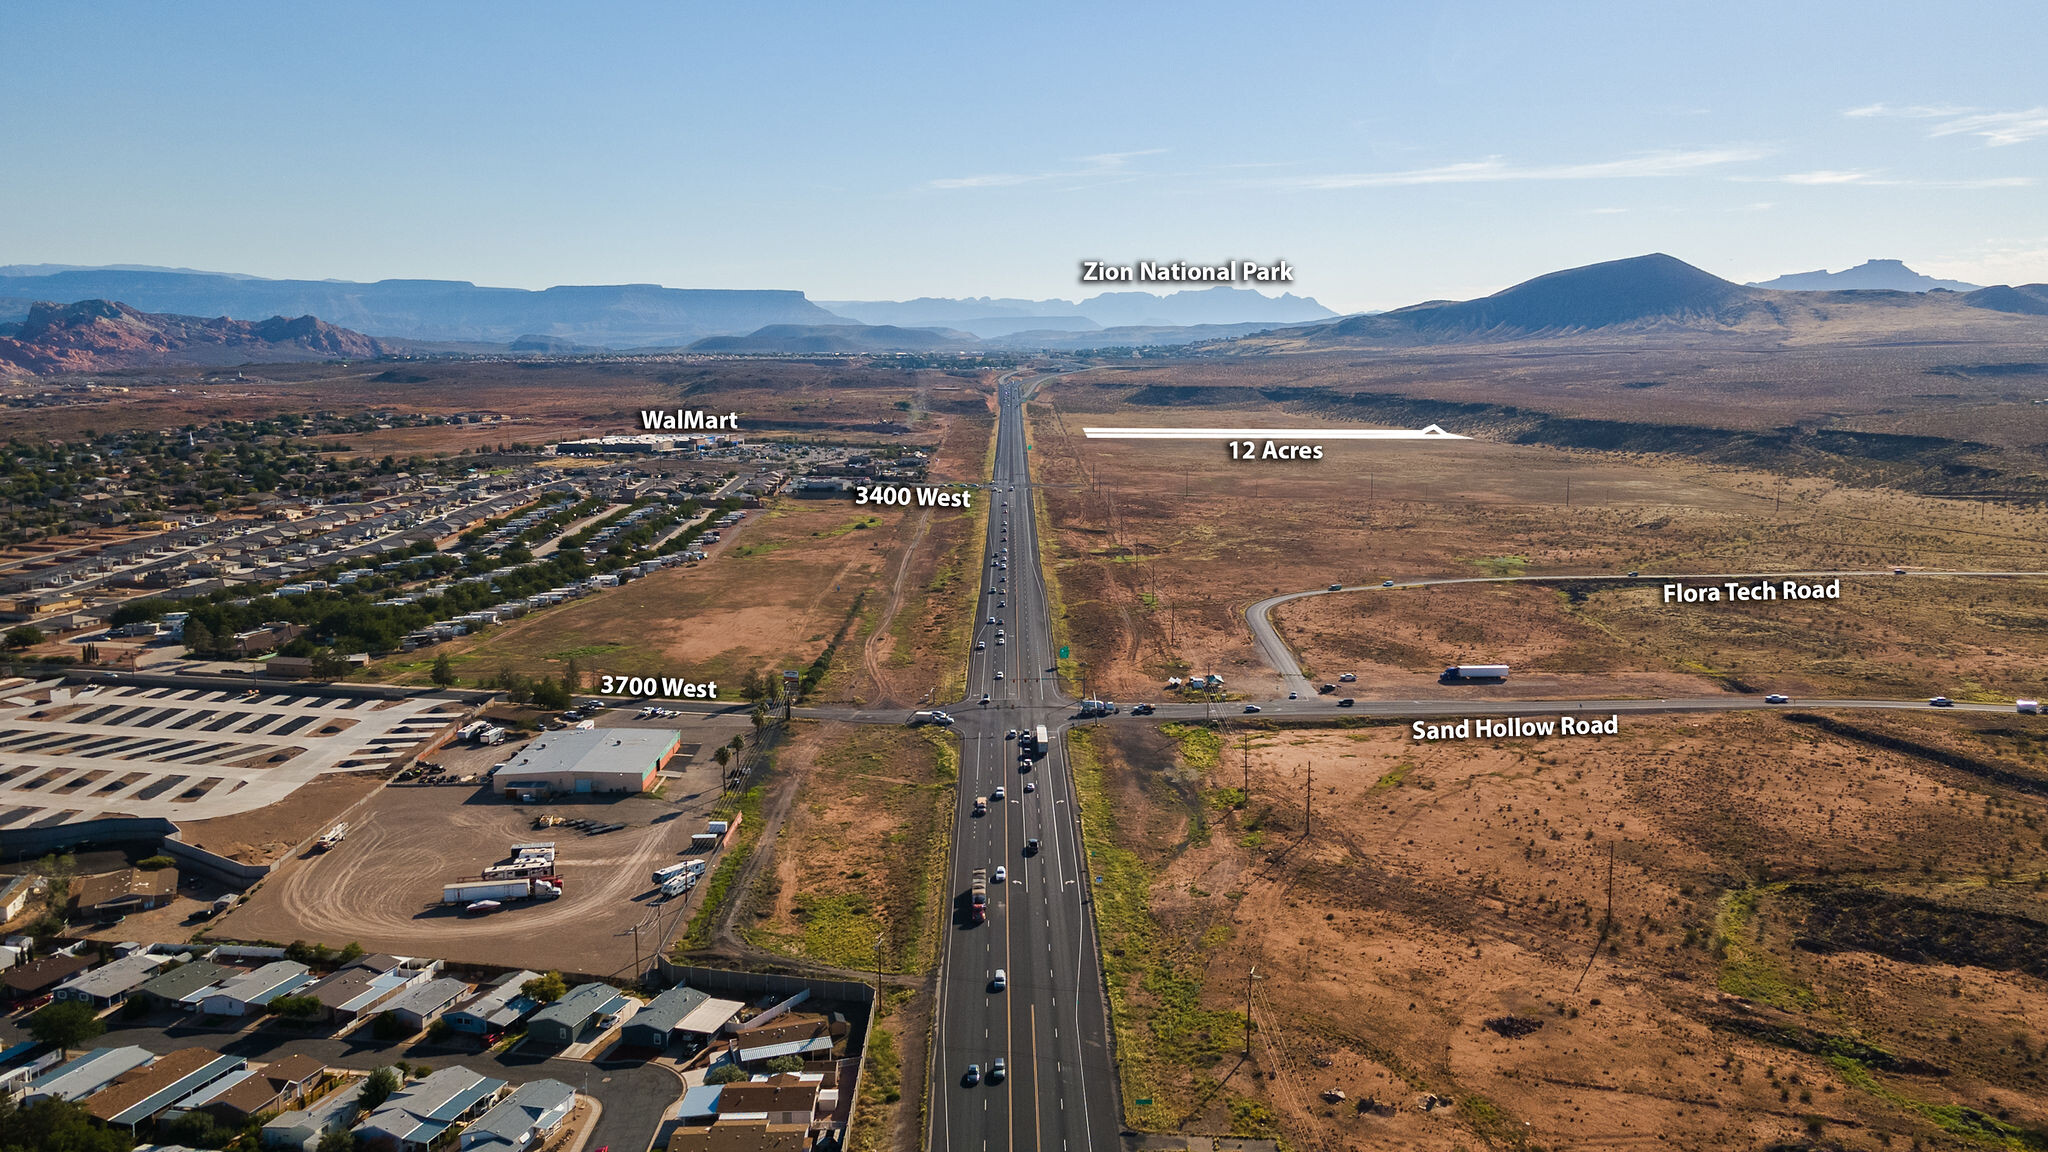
left=1067, top=727, right=1243, bottom=1130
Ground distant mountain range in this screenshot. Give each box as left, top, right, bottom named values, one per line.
left=1749, top=259, right=1980, bottom=292
left=0, top=299, right=385, bottom=374
left=821, top=286, right=1337, bottom=335
left=0, top=267, right=838, bottom=347
left=1269, top=253, right=2048, bottom=347
left=0, top=266, right=1339, bottom=349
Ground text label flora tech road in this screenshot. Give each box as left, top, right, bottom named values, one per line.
left=1663, top=580, right=1841, bottom=604
left=1411, top=715, right=1619, bottom=742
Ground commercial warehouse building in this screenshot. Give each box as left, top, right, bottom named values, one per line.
left=492, top=729, right=680, bottom=798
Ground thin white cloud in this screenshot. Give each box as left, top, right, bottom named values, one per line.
left=1274, top=147, right=1768, bottom=190
left=926, top=149, right=1167, bottom=192
left=1753, top=169, right=2033, bottom=189
left=1845, top=103, right=2048, bottom=146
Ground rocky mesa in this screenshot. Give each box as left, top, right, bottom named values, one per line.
left=0, top=298, right=387, bottom=374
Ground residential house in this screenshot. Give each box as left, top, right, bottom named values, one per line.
left=132, top=960, right=231, bottom=1013
left=84, top=1047, right=244, bottom=1135
left=52, top=950, right=166, bottom=1008
left=458, top=1078, right=574, bottom=1152
left=199, top=960, right=313, bottom=1016
left=379, top=976, right=469, bottom=1033
left=3, top=952, right=95, bottom=1001
left=70, top=868, right=178, bottom=919
left=444, top=970, right=537, bottom=1035
left=356, top=1066, right=507, bottom=1152
left=22, top=1046, right=156, bottom=1103
left=523, top=983, right=628, bottom=1047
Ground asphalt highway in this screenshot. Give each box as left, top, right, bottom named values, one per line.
left=924, top=372, right=1121, bottom=1152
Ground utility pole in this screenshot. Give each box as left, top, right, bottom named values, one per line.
left=1245, top=965, right=1257, bottom=1055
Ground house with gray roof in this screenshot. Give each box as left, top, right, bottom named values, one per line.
left=380, top=976, right=470, bottom=1032
left=458, top=1078, right=573, bottom=1152
left=199, top=960, right=313, bottom=1016
left=133, top=960, right=230, bottom=1012
left=23, top=1046, right=155, bottom=1103
left=621, top=984, right=706, bottom=1050
left=446, top=970, right=538, bottom=1035
left=523, top=982, right=628, bottom=1047
left=52, top=951, right=166, bottom=1008
left=357, top=1066, right=507, bottom=1152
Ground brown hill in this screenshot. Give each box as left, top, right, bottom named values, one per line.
left=0, top=299, right=387, bottom=375
left=1251, top=255, right=2048, bottom=350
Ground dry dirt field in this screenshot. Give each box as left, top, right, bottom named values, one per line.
left=1070, top=710, right=2048, bottom=1150
left=211, top=733, right=729, bottom=976
left=1274, top=575, right=2048, bottom=704
left=1024, top=377, right=2048, bottom=701
left=369, top=380, right=993, bottom=708
left=738, top=720, right=955, bottom=974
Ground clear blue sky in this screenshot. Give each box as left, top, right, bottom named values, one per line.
left=5, top=1, right=2043, bottom=311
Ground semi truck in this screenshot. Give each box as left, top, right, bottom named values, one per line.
left=1079, top=700, right=1118, bottom=717
left=970, top=868, right=988, bottom=924
left=1442, top=664, right=1511, bottom=681
left=972, top=796, right=988, bottom=815
left=441, top=877, right=561, bottom=905
left=2021, top=699, right=2041, bottom=714
left=909, top=710, right=954, bottom=727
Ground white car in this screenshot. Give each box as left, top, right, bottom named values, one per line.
left=987, top=616, right=997, bottom=624
left=995, top=671, right=1005, bottom=679
left=976, top=641, right=986, bottom=650
left=992, top=786, right=1006, bottom=800
left=993, top=865, right=1007, bottom=882
left=1024, top=781, right=1035, bottom=792
left=1765, top=694, right=1789, bottom=704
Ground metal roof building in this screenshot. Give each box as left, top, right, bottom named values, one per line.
left=85, top=1047, right=245, bottom=1134
left=199, top=960, right=313, bottom=1016
left=446, top=969, right=539, bottom=1034
left=492, top=728, right=680, bottom=798
left=23, top=1046, right=155, bottom=1103
left=52, top=951, right=166, bottom=1007
left=458, top=1077, right=574, bottom=1152
left=358, top=1066, right=507, bottom=1152
left=524, top=982, right=630, bottom=1047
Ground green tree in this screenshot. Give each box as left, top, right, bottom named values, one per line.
left=704, top=1062, right=748, bottom=1085
left=310, top=649, right=351, bottom=679
left=529, top=676, right=570, bottom=711
left=27, top=1000, right=105, bottom=1058
left=267, top=994, right=324, bottom=1021
left=764, top=1054, right=805, bottom=1073
left=521, top=971, right=568, bottom=1004
left=315, top=1124, right=360, bottom=1152
left=561, top=657, right=582, bottom=692
left=339, top=941, right=365, bottom=964
left=4, top=625, right=43, bottom=650
left=0, top=1095, right=135, bottom=1152
left=713, top=746, right=731, bottom=770
left=358, top=1066, right=401, bottom=1112
left=182, top=618, right=215, bottom=656
left=429, top=652, right=456, bottom=686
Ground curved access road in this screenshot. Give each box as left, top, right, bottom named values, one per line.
left=1247, top=568, right=2048, bottom=700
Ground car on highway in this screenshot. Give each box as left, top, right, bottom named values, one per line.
left=1025, top=837, right=1039, bottom=855
left=1006, top=729, right=1017, bottom=739
left=1765, top=694, right=1789, bottom=704
left=963, top=1064, right=981, bottom=1086
left=1024, top=780, right=1035, bottom=792
left=996, top=636, right=1005, bottom=645
left=993, top=786, right=1006, bottom=799
left=990, top=1057, right=1006, bottom=1082
left=980, top=694, right=991, bottom=705
left=1288, top=691, right=1298, bottom=699
left=994, top=865, right=1007, bottom=882
left=987, top=616, right=997, bottom=624
left=976, top=641, right=986, bottom=650
left=1328, top=583, right=1342, bottom=591
left=998, top=599, right=1006, bottom=607
left=1337, top=698, right=1354, bottom=707
left=1628, top=570, right=1640, bottom=578
left=1930, top=696, right=1955, bottom=707
left=1382, top=579, right=1395, bottom=587
left=1130, top=703, right=1154, bottom=715
left=994, top=670, right=1004, bottom=679
left=1243, top=704, right=1261, bottom=713
left=990, top=969, right=1007, bottom=991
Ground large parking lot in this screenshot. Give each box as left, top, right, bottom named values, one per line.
left=212, top=714, right=739, bottom=977
left=0, top=678, right=461, bottom=829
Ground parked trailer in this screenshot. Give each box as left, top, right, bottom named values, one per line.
left=660, top=873, right=696, bottom=898
left=482, top=860, right=555, bottom=880
left=2021, top=699, right=2041, bottom=714
left=314, top=823, right=348, bottom=851
left=441, top=876, right=562, bottom=905
left=653, top=862, right=691, bottom=885
left=1442, top=664, right=1511, bottom=680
